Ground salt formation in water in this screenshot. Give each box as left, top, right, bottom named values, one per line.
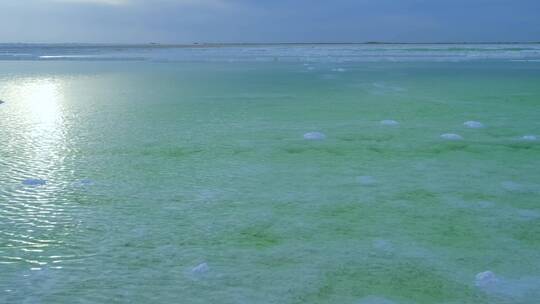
left=371, top=82, right=406, bottom=94
left=373, top=239, right=393, bottom=253
left=332, top=68, right=346, bottom=72
left=464, top=121, right=484, bottom=128
left=440, top=133, right=463, bottom=141
left=74, top=179, right=94, bottom=187
left=521, top=135, right=537, bottom=141
left=357, top=175, right=376, bottom=186
left=475, top=271, right=499, bottom=288
left=79, top=179, right=93, bottom=185
left=304, top=132, right=326, bottom=140
left=191, top=262, right=209, bottom=274
left=477, top=201, right=495, bottom=209
left=380, top=120, right=399, bottom=126
left=357, top=296, right=397, bottom=304
left=473, top=272, right=540, bottom=300
left=516, top=209, right=540, bottom=220
left=22, top=179, right=47, bottom=186
left=501, top=181, right=523, bottom=192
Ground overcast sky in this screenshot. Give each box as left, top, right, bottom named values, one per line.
left=1, top=0, right=539, bottom=43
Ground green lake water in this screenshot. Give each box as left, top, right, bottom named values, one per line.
left=1, top=45, right=540, bottom=303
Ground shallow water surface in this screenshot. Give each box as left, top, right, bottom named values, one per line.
left=1, top=45, right=540, bottom=303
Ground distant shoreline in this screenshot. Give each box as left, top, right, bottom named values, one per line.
left=1, top=42, right=539, bottom=49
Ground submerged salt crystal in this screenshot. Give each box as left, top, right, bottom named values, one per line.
left=517, top=209, right=540, bottom=220
left=440, top=133, right=463, bottom=141
left=357, top=296, right=396, bottom=304
left=477, top=201, right=494, bottom=209
left=475, top=274, right=540, bottom=299
left=475, top=271, right=499, bottom=288
left=380, top=120, right=399, bottom=126
left=464, top=121, right=484, bottom=128
left=357, top=176, right=376, bottom=186
left=501, top=181, right=522, bottom=192
left=74, top=179, right=93, bottom=187
left=332, top=68, right=346, bottom=72
left=373, top=239, right=393, bottom=253
left=191, top=262, right=209, bottom=274
left=303, top=132, right=326, bottom=140
left=521, top=135, right=537, bottom=141
left=22, top=179, right=47, bottom=186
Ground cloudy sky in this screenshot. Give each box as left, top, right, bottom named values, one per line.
left=1, top=0, right=539, bottom=43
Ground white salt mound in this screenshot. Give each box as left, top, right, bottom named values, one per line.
left=521, top=135, right=537, bottom=141
left=464, top=121, right=484, bottom=128
left=440, top=133, right=463, bottom=141
left=380, top=120, right=399, bottom=126
left=191, top=262, right=209, bottom=274
left=475, top=271, right=498, bottom=288
left=303, top=132, right=326, bottom=140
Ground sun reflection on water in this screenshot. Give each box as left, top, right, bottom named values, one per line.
left=2, top=78, right=69, bottom=179
left=19, top=78, right=64, bottom=127
left=0, top=77, right=77, bottom=270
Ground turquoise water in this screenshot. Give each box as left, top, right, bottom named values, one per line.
left=1, top=45, right=540, bottom=303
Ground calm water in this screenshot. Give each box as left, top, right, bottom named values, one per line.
left=1, top=45, right=539, bottom=303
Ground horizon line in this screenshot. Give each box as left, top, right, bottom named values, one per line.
left=1, top=41, right=540, bottom=47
